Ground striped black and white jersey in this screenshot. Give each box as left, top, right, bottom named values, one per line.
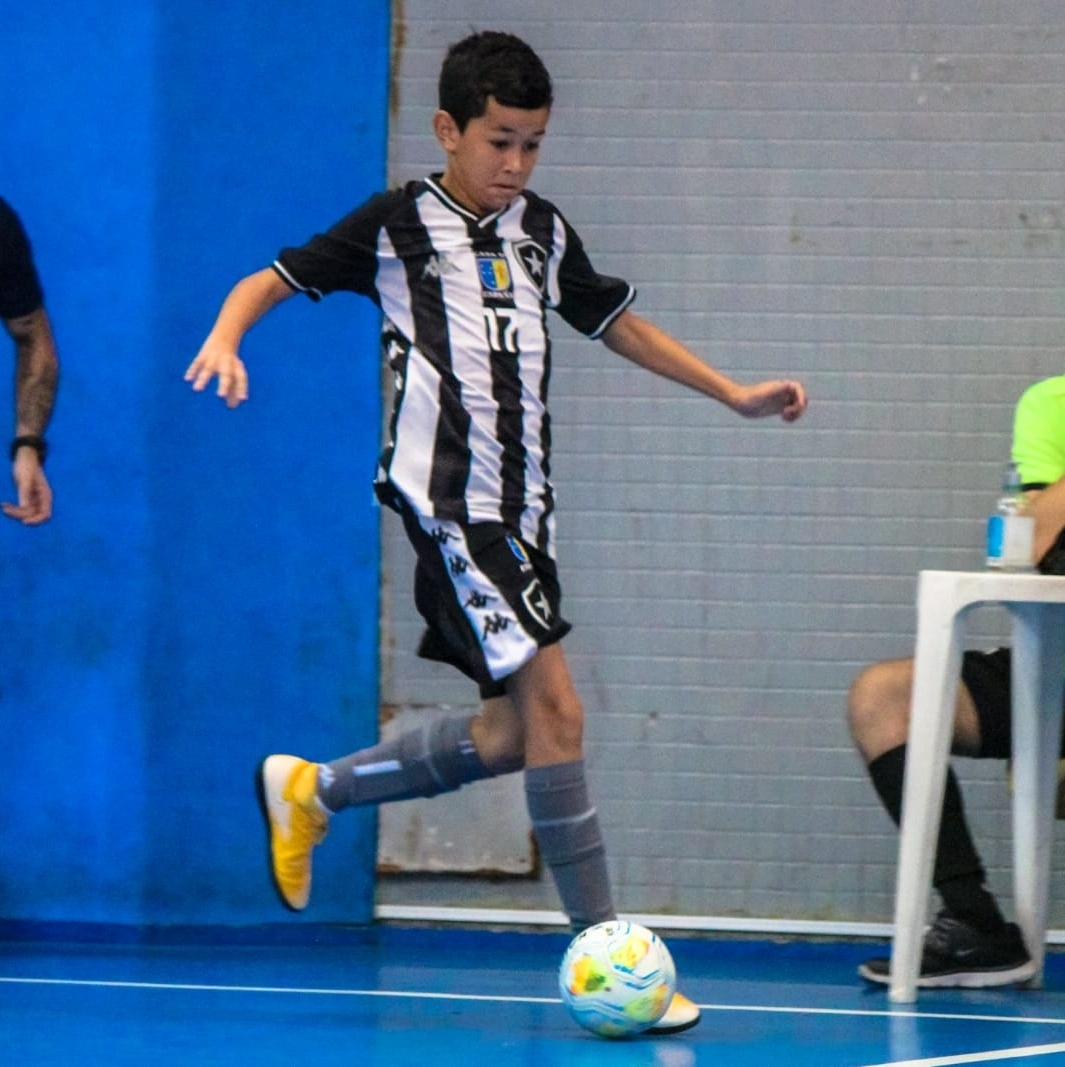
left=273, top=176, right=634, bottom=557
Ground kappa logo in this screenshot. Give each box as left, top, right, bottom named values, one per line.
left=422, top=252, right=459, bottom=279
left=430, top=526, right=458, bottom=545
left=513, top=239, right=548, bottom=293
left=521, top=579, right=553, bottom=630
left=482, top=612, right=513, bottom=638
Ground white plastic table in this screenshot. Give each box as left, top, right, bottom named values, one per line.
left=889, top=570, right=1065, bottom=1003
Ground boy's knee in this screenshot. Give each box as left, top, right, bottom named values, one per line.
left=539, top=690, right=584, bottom=744
left=520, top=689, right=584, bottom=764
left=505, top=644, right=585, bottom=763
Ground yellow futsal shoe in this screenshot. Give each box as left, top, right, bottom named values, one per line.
left=646, top=991, right=702, bottom=1035
left=258, top=754, right=329, bottom=911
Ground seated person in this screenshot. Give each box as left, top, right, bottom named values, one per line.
left=848, top=374, right=1065, bottom=987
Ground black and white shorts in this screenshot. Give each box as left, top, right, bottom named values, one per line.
left=963, top=647, right=1065, bottom=759
left=400, top=505, right=572, bottom=699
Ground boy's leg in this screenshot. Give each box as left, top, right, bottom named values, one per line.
left=259, top=696, right=525, bottom=911
left=506, top=641, right=612, bottom=929
left=318, top=714, right=492, bottom=810
left=507, top=643, right=700, bottom=1034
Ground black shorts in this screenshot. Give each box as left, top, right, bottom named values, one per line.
left=962, top=647, right=1065, bottom=759
left=399, top=505, right=572, bottom=700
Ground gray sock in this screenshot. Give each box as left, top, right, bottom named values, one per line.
left=318, top=715, right=492, bottom=812
left=525, top=759, right=616, bottom=933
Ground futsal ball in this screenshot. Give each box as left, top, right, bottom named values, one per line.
left=558, top=920, right=677, bottom=1038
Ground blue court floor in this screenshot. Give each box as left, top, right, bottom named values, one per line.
left=3, top=923, right=1065, bottom=1066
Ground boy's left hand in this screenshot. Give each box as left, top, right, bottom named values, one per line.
left=185, top=342, right=249, bottom=409
left=733, top=379, right=808, bottom=422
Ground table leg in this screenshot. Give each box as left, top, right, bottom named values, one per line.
left=1010, top=602, right=1065, bottom=986
left=889, top=575, right=968, bottom=1003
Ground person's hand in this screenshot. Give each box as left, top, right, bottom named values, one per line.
left=184, top=340, right=248, bottom=409
left=2, top=450, right=53, bottom=525
left=731, top=379, right=808, bottom=422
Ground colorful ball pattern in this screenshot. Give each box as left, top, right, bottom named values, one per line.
left=558, top=920, right=677, bottom=1038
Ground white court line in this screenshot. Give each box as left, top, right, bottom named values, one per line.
left=3, top=975, right=1065, bottom=1031
left=698, top=1003, right=1065, bottom=1027
left=0, top=976, right=557, bottom=1004
left=863, top=1040, right=1065, bottom=1066
left=8, top=976, right=1065, bottom=1064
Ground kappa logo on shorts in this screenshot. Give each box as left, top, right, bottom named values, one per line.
left=482, top=612, right=513, bottom=638
left=513, top=239, right=548, bottom=293
left=522, top=579, right=553, bottom=630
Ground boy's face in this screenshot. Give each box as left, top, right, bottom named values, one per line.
left=434, top=96, right=550, bottom=216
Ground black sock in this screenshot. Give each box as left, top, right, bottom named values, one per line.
left=937, top=872, right=1006, bottom=932
left=867, top=744, right=1005, bottom=932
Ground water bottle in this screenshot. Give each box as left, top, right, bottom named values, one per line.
left=986, top=462, right=1034, bottom=570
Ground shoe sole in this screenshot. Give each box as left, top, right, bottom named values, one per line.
left=859, top=959, right=1039, bottom=989
left=645, top=1014, right=701, bottom=1036
left=255, top=756, right=303, bottom=913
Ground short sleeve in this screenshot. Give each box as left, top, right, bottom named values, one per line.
left=273, top=190, right=401, bottom=302
left=1012, top=376, right=1065, bottom=487
left=551, top=217, right=634, bottom=338
left=0, top=198, right=44, bottom=319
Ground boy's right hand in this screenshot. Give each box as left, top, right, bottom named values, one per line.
left=185, top=340, right=249, bottom=409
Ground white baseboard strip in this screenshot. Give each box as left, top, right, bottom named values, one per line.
left=374, top=905, right=1065, bottom=944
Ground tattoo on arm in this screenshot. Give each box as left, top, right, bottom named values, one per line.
left=6, top=307, right=59, bottom=437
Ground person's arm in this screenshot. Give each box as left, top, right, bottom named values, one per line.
left=1021, top=478, right=1065, bottom=565
left=185, top=268, right=296, bottom=408
left=601, top=309, right=808, bottom=421
left=3, top=306, right=58, bottom=525
left=1010, top=379, right=1065, bottom=567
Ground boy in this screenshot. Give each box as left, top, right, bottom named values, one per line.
left=187, top=31, right=808, bottom=1033
left=849, top=375, right=1065, bottom=988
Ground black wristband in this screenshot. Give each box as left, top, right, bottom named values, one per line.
left=10, top=435, right=47, bottom=465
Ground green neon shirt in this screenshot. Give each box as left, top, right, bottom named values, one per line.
left=1012, top=375, right=1065, bottom=488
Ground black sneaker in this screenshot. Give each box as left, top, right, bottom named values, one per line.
left=858, top=912, right=1037, bottom=988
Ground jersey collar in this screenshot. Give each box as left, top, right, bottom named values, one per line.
left=426, top=174, right=510, bottom=226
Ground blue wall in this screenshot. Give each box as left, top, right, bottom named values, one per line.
left=0, top=1, right=389, bottom=925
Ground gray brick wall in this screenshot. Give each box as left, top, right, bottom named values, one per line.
left=377, top=2, right=1065, bottom=926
